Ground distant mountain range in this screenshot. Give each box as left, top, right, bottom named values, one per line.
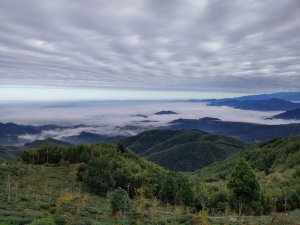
left=234, top=92, right=300, bottom=101
left=273, top=108, right=300, bottom=120
left=61, top=131, right=124, bottom=144
left=168, top=117, right=300, bottom=143
left=1, top=92, right=300, bottom=147
left=1, top=115, right=300, bottom=147
left=0, top=122, right=65, bottom=145
left=24, top=138, right=72, bottom=148
left=1, top=138, right=73, bottom=160
left=188, top=92, right=300, bottom=103
left=121, top=129, right=247, bottom=171
left=207, top=98, right=300, bottom=111
left=0, top=122, right=63, bottom=135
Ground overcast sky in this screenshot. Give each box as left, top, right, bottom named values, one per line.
left=0, top=0, right=300, bottom=97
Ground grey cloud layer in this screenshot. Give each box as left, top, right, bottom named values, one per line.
left=0, top=0, right=300, bottom=91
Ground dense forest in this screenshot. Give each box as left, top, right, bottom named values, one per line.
left=121, top=129, right=247, bottom=171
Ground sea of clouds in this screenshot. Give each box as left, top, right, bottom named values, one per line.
left=0, top=100, right=299, bottom=143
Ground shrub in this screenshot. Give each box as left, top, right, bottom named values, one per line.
left=54, top=217, right=66, bottom=225
left=77, top=163, right=87, bottom=181
left=293, top=166, right=300, bottom=178
left=199, top=210, right=210, bottom=225
left=86, top=157, right=115, bottom=196
left=177, top=214, right=193, bottom=223
left=158, top=173, right=177, bottom=205
left=71, top=219, right=92, bottom=225
left=28, top=216, right=56, bottom=225
left=269, top=213, right=296, bottom=225
left=110, top=188, right=129, bottom=214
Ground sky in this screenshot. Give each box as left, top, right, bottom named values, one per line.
left=0, top=0, right=300, bottom=100
left=0, top=85, right=246, bottom=101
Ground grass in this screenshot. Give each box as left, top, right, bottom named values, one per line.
left=0, top=162, right=117, bottom=224
left=0, top=160, right=299, bottom=225
left=0, top=161, right=200, bottom=224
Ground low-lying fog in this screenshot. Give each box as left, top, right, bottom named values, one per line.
left=0, top=100, right=299, bottom=142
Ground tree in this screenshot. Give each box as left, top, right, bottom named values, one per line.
left=79, top=149, right=90, bottom=163
left=158, top=173, right=178, bottom=205
left=86, top=157, right=115, bottom=196
left=176, top=180, right=194, bottom=207
left=228, top=159, right=260, bottom=216
left=110, top=188, right=129, bottom=214
left=195, top=185, right=210, bottom=210
left=77, top=163, right=87, bottom=181
left=117, top=143, right=126, bottom=153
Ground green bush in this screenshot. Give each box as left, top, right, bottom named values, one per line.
left=177, top=214, right=193, bottom=223
left=110, top=188, right=129, bottom=214
left=293, top=166, right=300, bottom=178
left=71, top=219, right=92, bottom=225
left=0, top=216, right=33, bottom=225
left=29, top=216, right=56, bottom=225
left=54, top=217, right=65, bottom=225
left=269, top=213, right=297, bottom=225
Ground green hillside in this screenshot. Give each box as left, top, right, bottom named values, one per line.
left=0, top=143, right=203, bottom=225
left=121, top=129, right=179, bottom=154
left=24, top=138, right=72, bottom=148
left=195, top=136, right=300, bottom=179
left=0, top=146, right=25, bottom=161
left=193, top=136, right=300, bottom=212
left=1, top=140, right=299, bottom=224
left=122, top=129, right=247, bottom=171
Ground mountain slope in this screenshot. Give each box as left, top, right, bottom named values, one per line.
left=273, top=108, right=300, bottom=120
left=62, top=131, right=124, bottom=144
left=0, top=146, right=25, bottom=160
left=192, top=136, right=300, bottom=213
left=24, top=138, right=72, bottom=148
left=168, top=117, right=300, bottom=143
left=195, top=136, right=300, bottom=180
left=0, top=144, right=173, bottom=224
left=208, top=98, right=300, bottom=111
left=235, top=92, right=300, bottom=101
left=0, top=122, right=66, bottom=145
left=0, top=122, right=62, bottom=136
left=121, top=129, right=179, bottom=154
left=122, top=129, right=247, bottom=171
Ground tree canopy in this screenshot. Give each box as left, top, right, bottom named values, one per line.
left=228, top=159, right=260, bottom=215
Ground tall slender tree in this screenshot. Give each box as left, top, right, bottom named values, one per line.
left=228, top=159, right=260, bottom=216
left=159, top=173, right=178, bottom=205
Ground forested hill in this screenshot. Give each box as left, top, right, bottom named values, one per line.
left=1, top=138, right=300, bottom=223
left=121, top=129, right=247, bottom=171
left=195, top=135, right=300, bottom=182
left=0, top=146, right=24, bottom=160
left=24, top=138, right=72, bottom=147
left=191, top=135, right=300, bottom=214
left=0, top=143, right=199, bottom=224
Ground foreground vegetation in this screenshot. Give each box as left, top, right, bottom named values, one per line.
left=0, top=158, right=197, bottom=224
left=192, top=136, right=300, bottom=214
left=0, top=136, right=299, bottom=224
